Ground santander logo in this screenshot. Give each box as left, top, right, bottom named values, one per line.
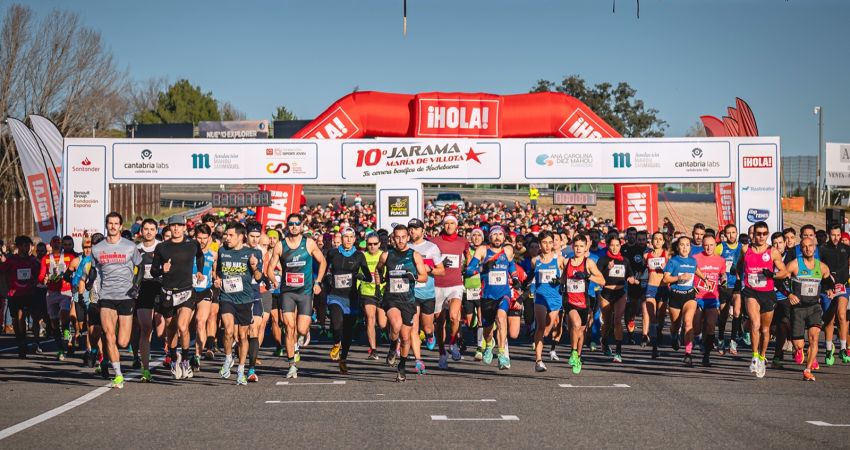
left=81, top=158, right=91, bottom=166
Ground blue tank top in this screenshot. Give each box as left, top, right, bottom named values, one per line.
left=481, top=248, right=513, bottom=301
left=280, top=237, right=313, bottom=295
left=533, top=255, right=561, bottom=302
left=193, top=249, right=215, bottom=291
left=719, top=242, right=741, bottom=286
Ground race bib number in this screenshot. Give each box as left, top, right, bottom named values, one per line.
left=334, top=274, right=353, bottom=289
left=696, top=277, right=715, bottom=292
left=389, top=278, right=409, bottom=294
left=193, top=274, right=207, bottom=289
left=222, top=276, right=243, bottom=294
left=488, top=271, right=507, bottom=286
left=609, top=264, right=625, bottom=278
left=466, top=288, right=481, bottom=300
left=725, top=260, right=733, bottom=273
left=834, top=283, right=847, bottom=296
left=678, top=273, right=695, bottom=287
left=539, top=269, right=557, bottom=284
left=567, top=278, right=586, bottom=293
left=747, top=272, right=767, bottom=288
left=285, top=272, right=305, bottom=287
left=172, top=289, right=193, bottom=305
left=648, top=258, right=665, bottom=270
left=800, top=279, right=819, bottom=297
left=143, top=264, right=153, bottom=280
left=444, top=254, right=460, bottom=268
left=16, top=268, right=31, bottom=281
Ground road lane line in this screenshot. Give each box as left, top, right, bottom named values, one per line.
left=559, top=383, right=630, bottom=388
left=266, top=398, right=497, bottom=404
left=276, top=380, right=347, bottom=385
left=431, top=415, right=519, bottom=421
left=807, top=421, right=850, bottom=427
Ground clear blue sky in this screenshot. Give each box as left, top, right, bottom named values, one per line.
left=21, top=0, right=850, bottom=155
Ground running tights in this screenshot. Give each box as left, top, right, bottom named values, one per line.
left=329, top=304, right=356, bottom=360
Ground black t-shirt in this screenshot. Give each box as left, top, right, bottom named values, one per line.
left=596, top=253, right=633, bottom=287
left=326, top=248, right=371, bottom=298
left=151, top=239, right=204, bottom=291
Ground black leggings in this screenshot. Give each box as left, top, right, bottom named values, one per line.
left=329, top=304, right=357, bottom=360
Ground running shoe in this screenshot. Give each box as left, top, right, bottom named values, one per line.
left=716, top=341, right=726, bottom=356
left=782, top=340, right=794, bottom=353
left=57, top=351, right=65, bottom=361
left=651, top=346, right=659, bottom=360
left=627, top=319, right=636, bottom=334
left=236, top=373, right=248, bottom=386
left=294, top=351, right=301, bottom=364
left=164, top=355, right=172, bottom=366
left=132, top=357, right=141, bottom=370
left=366, top=349, right=379, bottom=360
left=273, top=347, right=284, bottom=357
left=569, top=351, right=578, bottom=367
left=640, top=334, right=649, bottom=348
left=204, top=348, right=216, bottom=360
left=386, top=349, right=398, bottom=367
left=749, top=357, right=758, bottom=373
left=438, top=353, right=449, bottom=369
left=181, top=360, right=192, bottom=379
left=99, top=360, right=110, bottom=379
left=793, top=349, right=804, bottom=365
left=683, top=353, right=693, bottom=367
left=603, top=345, right=612, bottom=357
left=191, top=355, right=201, bottom=372
left=474, top=347, right=484, bottom=361
left=743, top=332, right=751, bottom=346
left=34, top=344, right=43, bottom=355
left=419, top=330, right=426, bottom=342
left=534, top=360, right=547, bottom=372
left=589, top=341, right=598, bottom=352
left=702, top=354, right=711, bottom=367
left=497, top=353, right=511, bottom=370
left=140, top=369, right=152, bottom=383
left=572, top=358, right=582, bottom=374
left=219, top=361, right=232, bottom=379
left=450, top=344, right=462, bottom=361
left=82, top=351, right=90, bottom=367
left=247, top=368, right=258, bottom=382
left=63, top=328, right=71, bottom=342
left=330, top=343, right=341, bottom=361
left=110, top=375, right=124, bottom=389
left=756, top=358, right=766, bottom=378
left=89, top=350, right=98, bottom=368
left=549, top=350, right=560, bottom=361
left=482, top=345, right=494, bottom=365
left=803, top=369, right=816, bottom=381
left=286, top=365, right=298, bottom=379
left=171, top=361, right=183, bottom=380
left=425, top=334, right=436, bottom=351
left=812, top=360, right=820, bottom=371
left=825, top=348, right=835, bottom=366
left=771, top=357, right=784, bottom=369
left=396, top=366, right=407, bottom=382
left=339, top=360, right=349, bottom=375
left=729, top=340, right=738, bottom=356
left=612, top=353, right=623, bottom=363
left=415, top=359, right=426, bottom=375
left=841, top=349, right=850, bottom=364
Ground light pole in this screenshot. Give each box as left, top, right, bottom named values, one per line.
left=814, top=106, right=823, bottom=212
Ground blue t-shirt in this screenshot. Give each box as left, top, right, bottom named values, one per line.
left=664, top=255, right=697, bottom=293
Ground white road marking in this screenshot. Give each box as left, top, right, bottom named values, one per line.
left=276, top=380, right=346, bottom=386
left=431, top=415, right=519, bottom=421
left=266, top=398, right=497, bottom=404
left=559, top=383, right=630, bottom=388
left=807, top=421, right=850, bottom=427
left=0, top=357, right=164, bottom=441
left=0, top=339, right=56, bottom=353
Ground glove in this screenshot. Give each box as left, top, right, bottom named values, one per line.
left=572, top=271, right=590, bottom=280
left=548, top=278, right=561, bottom=287
left=761, top=268, right=775, bottom=279
left=482, top=259, right=496, bottom=272
left=511, top=277, right=522, bottom=290
left=126, top=284, right=140, bottom=299
left=405, top=272, right=417, bottom=282
left=62, top=269, right=74, bottom=283
left=355, top=272, right=366, bottom=281
left=441, top=256, right=454, bottom=268
left=654, top=267, right=665, bottom=274
left=85, top=266, right=97, bottom=291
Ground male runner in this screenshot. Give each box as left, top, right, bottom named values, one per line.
left=716, top=223, right=744, bottom=355
left=40, top=235, right=75, bottom=360
left=819, top=224, right=850, bottom=365
left=359, top=233, right=386, bottom=360
left=192, top=223, right=217, bottom=373
left=134, top=219, right=160, bottom=382
left=430, top=215, right=469, bottom=369
left=407, top=218, right=446, bottom=374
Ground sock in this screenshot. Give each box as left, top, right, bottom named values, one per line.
left=181, top=348, right=190, bottom=361
left=169, top=348, right=178, bottom=361
left=731, top=317, right=741, bottom=339
left=550, top=342, right=557, bottom=352
left=841, top=340, right=847, bottom=350
left=248, top=337, right=259, bottom=369
left=112, top=362, right=122, bottom=377
left=616, top=340, right=622, bottom=355
left=205, top=337, right=214, bottom=351
left=398, top=357, right=407, bottom=371
left=476, top=327, right=484, bottom=346
left=225, top=353, right=233, bottom=365
left=449, top=334, right=457, bottom=345
left=752, top=351, right=759, bottom=359
left=826, top=341, right=834, bottom=351
left=237, top=364, right=245, bottom=375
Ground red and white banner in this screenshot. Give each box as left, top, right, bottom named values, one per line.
left=255, top=184, right=303, bottom=229
left=615, top=184, right=658, bottom=232
left=7, top=118, right=60, bottom=242
left=715, top=182, right=736, bottom=228
left=415, top=95, right=502, bottom=138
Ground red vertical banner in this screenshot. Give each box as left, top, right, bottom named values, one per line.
left=714, top=182, right=736, bottom=229
left=256, top=184, right=303, bottom=228
left=614, top=184, right=658, bottom=232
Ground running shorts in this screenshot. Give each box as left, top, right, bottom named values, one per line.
left=435, top=286, right=463, bottom=313
left=220, top=301, right=254, bottom=326
left=742, top=288, right=777, bottom=313
left=564, top=303, right=589, bottom=324
left=282, top=292, right=313, bottom=316
left=415, top=297, right=436, bottom=315
left=99, top=299, right=134, bottom=316
left=667, top=289, right=696, bottom=310
left=46, top=291, right=72, bottom=320
left=480, top=297, right=510, bottom=328
left=791, top=303, right=823, bottom=340
left=384, top=298, right=415, bottom=326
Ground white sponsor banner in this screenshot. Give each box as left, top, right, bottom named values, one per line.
left=524, top=141, right=731, bottom=180
left=110, top=141, right=318, bottom=182
left=7, top=118, right=59, bottom=243
left=341, top=140, right=501, bottom=181
left=377, top=183, right=423, bottom=232
left=826, top=143, right=850, bottom=187
left=736, top=142, right=781, bottom=232
left=65, top=145, right=108, bottom=248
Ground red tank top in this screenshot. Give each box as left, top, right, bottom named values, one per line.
left=565, top=257, right=589, bottom=308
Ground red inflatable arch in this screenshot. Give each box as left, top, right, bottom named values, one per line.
left=292, top=91, right=658, bottom=231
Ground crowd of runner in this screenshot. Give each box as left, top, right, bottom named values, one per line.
left=1, top=198, right=848, bottom=388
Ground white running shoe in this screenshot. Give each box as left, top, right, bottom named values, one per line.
left=549, top=350, right=560, bottom=361
left=756, top=359, right=766, bottom=378
left=749, top=357, right=758, bottom=374
left=286, top=365, right=298, bottom=379
left=181, top=360, right=192, bottom=379
left=535, top=360, right=547, bottom=372
left=171, top=361, right=183, bottom=380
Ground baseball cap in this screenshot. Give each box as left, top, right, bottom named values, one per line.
left=842, top=232, right=850, bottom=241
left=246, top=222, right=262, bottom=234
left=408, top=218, right=424, bottom=228
left=168, top=215, right=185, bottom=225
left=341, top=227, right=356, bottom=236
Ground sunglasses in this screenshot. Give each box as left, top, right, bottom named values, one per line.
left=288, top=221, right=302, bottom=226
left=755, top=231, right=769, bottom=237
left=82, top=246, right=92, bottom=249
left=367, top=242, right=380, bottom=246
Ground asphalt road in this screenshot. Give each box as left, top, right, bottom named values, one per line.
left=1, top=328, right=849, bottom=449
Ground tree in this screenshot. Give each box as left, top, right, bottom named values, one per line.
left=219, top=101, right=246, bottom=121
left=134, top=79, right=220, bottom=125
left=685, top=121, right=706, bottom=137
left=0, top=4, right=129, bottom=197
left=272, top=105, right=298, bottom=121
left=531, top=75, right=667, bottom=137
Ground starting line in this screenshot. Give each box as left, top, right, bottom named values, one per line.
left=559, top=384, right=630, bottom=388
left=266, top=398, right=497, bottom=404
left=432, top=415, right=519, bottom=422
left=276, top=380, right=347, bottom=386
left=807, top=421, right=850, bottom=427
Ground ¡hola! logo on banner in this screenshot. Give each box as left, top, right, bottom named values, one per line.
left=416, top=98, right=500, bottom=138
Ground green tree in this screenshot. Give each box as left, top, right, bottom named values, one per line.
left=272, top=105, right=298, bottom=121
left=531, top=75, right=667, bottom=137
left=134, top=79, right=220, bottom=124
